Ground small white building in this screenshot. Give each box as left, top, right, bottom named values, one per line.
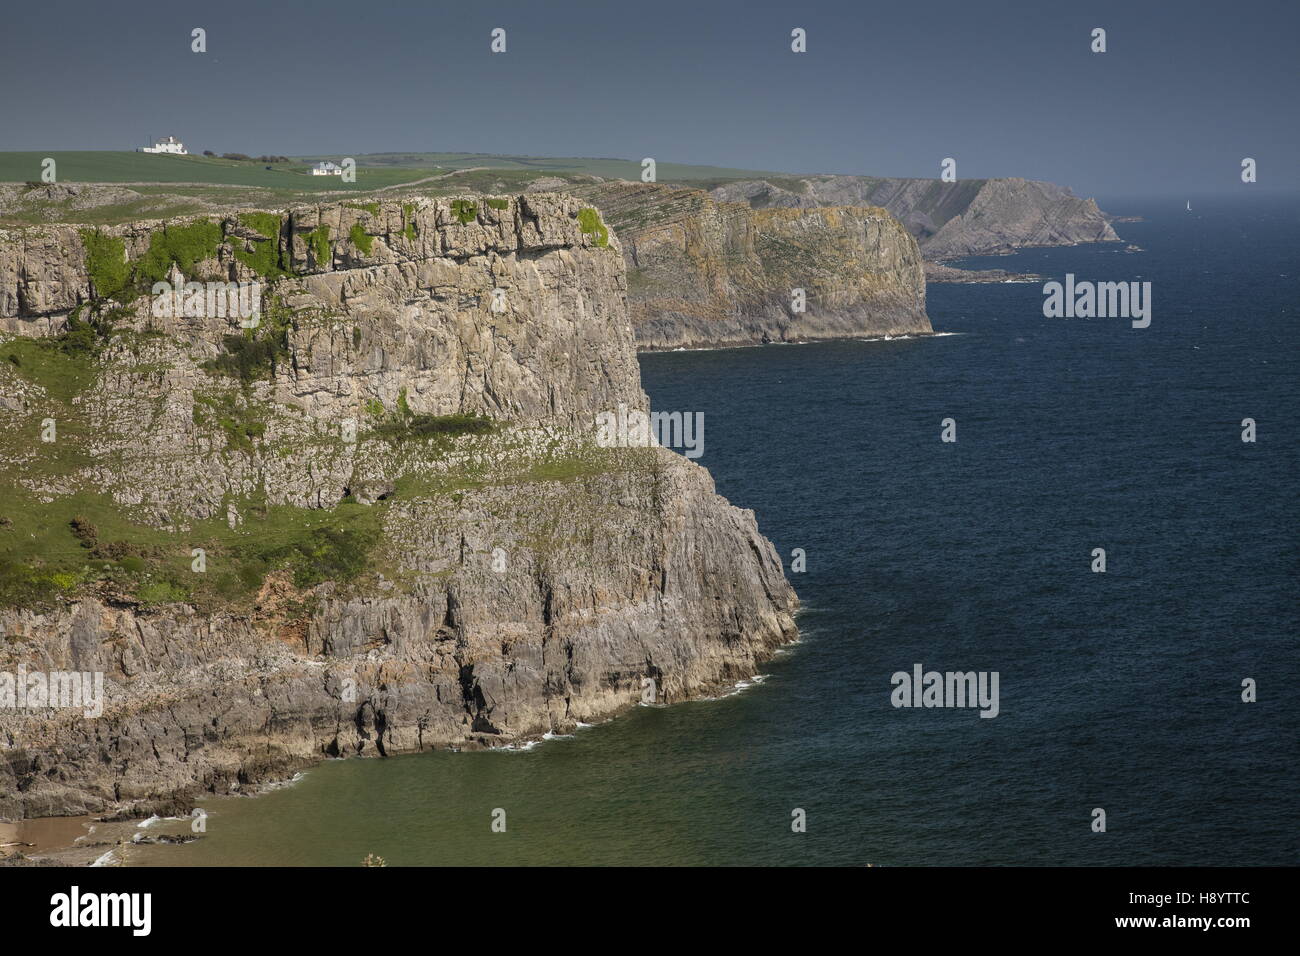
left=311, top=162, right=343, bottom=176
left=138, top=136, right=187, bottom=155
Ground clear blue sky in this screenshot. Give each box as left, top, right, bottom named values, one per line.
left=1, top=0, right=1294, bottom=198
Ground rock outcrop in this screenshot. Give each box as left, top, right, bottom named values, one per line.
left=923, top=261, right=1042, bottom=284
left=0, top=196, right=798, bottom=819
left=569, top=182, right=931, bottom=350
left=709, top=175, right=1120, bottom=260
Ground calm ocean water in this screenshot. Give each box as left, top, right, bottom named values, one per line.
left=134, top=196, right=1298, bottom=866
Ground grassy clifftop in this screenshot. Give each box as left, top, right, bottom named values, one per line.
left=0, top=152, right=430, bottom=189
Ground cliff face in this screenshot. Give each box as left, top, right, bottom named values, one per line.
left=0, top=196, right=797, bottom=819
left=709, top=175, right=1120, bottom=259
left=568, top=182, right=931, bottom=350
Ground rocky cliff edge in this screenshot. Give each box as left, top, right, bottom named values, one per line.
left=0, top=195, right=798, bottom=819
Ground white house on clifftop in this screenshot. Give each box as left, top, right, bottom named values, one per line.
left=311, top=161, right=343, bottom=176
left=138, top=136, right=187, bottom=155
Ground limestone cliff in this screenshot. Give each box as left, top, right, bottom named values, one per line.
left=709, top=175, right=1120, bottom=260
left=0, top=196, right=797, bottom=819
left=567, top=182, right=931, bottom=350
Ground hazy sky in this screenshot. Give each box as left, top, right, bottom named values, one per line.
left=2, top=0, right=1295, bottom=198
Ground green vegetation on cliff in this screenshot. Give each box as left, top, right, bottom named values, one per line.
left=135, top=219, right=224, bottom=286
left=231, top=212, right=291, bottom=278
left=79, top=219, right=226, bottom=303
left=577, top=207, right=609, bottom=247
left=237, top=211, right=282, bottom=240
left=369, top=386, right=495, bottom=442
left=231, top=237, right=290, bottom=278
left=450, top=199, right=477, bottom=224
left=0, top=432, right=645, bottom=612
left=2, top=323, right=102, bottom=399
left=193, top=389, right=267, bottom=453
left=80, top=230, right=132, bottom=300
left=0, top=486, right=386, bottom=610
left=373, top=412, right=495, bottom=440
left=305, top=224, right=331, bottom=265
left=348, top=222, right=374, bottom=255
left=202, top=295, right=294, bottom=385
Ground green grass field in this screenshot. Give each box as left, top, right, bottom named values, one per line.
left=0, top=152, right=434, bottom=191
left=296, top=152, right=787, bottom=182
left=0, top=151, right=788, bottom=189
left=0, top=150, right=811, bottom=228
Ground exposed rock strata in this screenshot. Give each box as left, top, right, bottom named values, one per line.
left=709, top=175, right=1120, bottom=259
left=570, top=181, right=931, bottom=350
left=0, top=196, right=798, bottom=819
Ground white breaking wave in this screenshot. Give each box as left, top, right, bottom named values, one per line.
left=697, top=673, right=772, bottom=702
left=259, top=771, right=308, bottom=792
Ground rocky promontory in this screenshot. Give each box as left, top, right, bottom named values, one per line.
left=0, top=196, right=798, bottom=819
left=709, top=175, right=1120, bottom=260
left=568, top=181, right=931, bottom=350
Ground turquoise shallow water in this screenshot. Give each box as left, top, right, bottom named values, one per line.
left=134, top=197, right=1299, bottom=866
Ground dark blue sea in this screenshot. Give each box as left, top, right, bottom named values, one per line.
left=135, top=195, right=1298, bottom=866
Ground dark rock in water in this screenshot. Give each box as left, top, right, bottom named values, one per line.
left=923, top=261, right=1043, bottom=284
left=132, top=833, right=200, bottom=845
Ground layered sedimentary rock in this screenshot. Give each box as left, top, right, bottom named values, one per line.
left=0, top=196, right=797, bottom=819
left=568, top=182, right=931, bottom=350
left=709, top=175, right=1120, bottom=259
